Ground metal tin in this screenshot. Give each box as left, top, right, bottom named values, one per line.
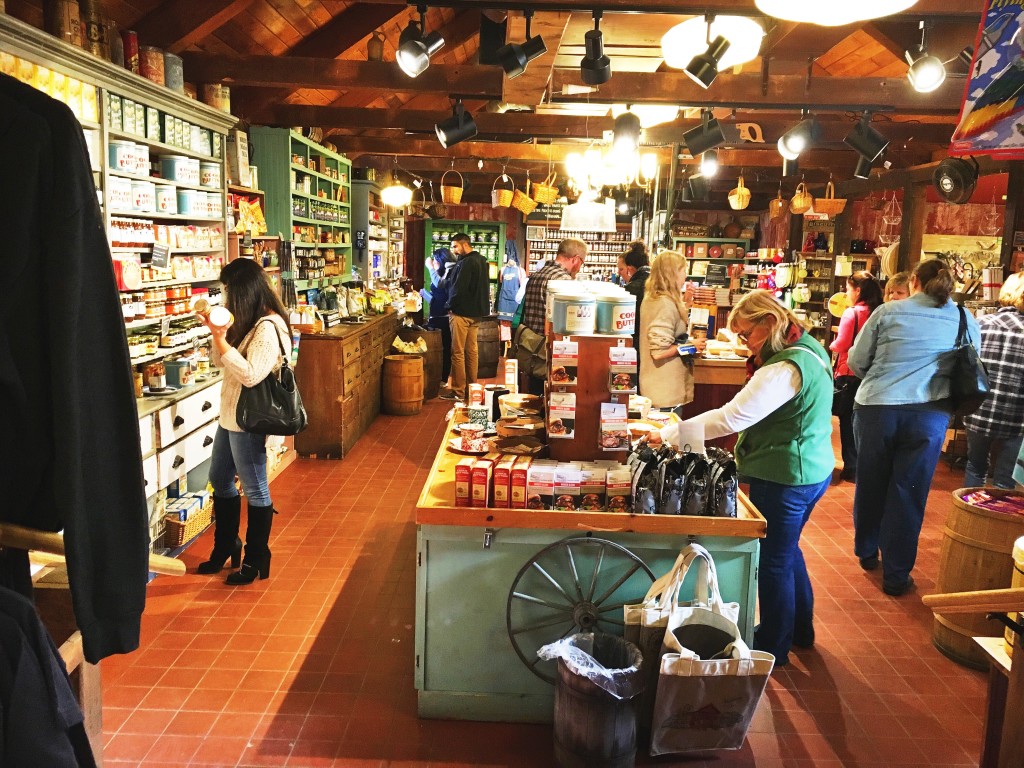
left=121, top=29, right=139, bottom=74
left=79, top=1, right=107, bottom=58
left=552, top=294, right=596, bottom=336
left=108, top=139, right=136, bottom=173
left=199, top=161, right=220, bottom=188
left=131, top=180, right=155, bottom=213
left=163, top=51, right=184, bottom=92
left=595, top=293, right=636, bottom=335
left=155, top=186, right=177, bottom=214
left=139, top=45, right=164, bottom=86
left=200, top=83, right=231, bottom=113
left=43, top=0, right=81, bottom=47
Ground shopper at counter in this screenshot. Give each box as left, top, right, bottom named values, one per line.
left=444, top=234, right=490, bottom=402
left=639, top=250, right=696, bottom=410
left=618, top=240, right=650, bottom=351
left=963, top=272, right=1024, bottom=489
left=657, top=290, right=833, bottom=666
left=848, top=260, right=979, bottom=597
left=830, top=271, right=882, bottom=482
left=198, top=258, right=292, bottom=585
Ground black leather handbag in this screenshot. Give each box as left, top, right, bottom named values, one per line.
left=949, top=305, right=991, bottom=416
left=832, top=311, right=861, bottom=417
left=236, top=320, right=308, bottom=436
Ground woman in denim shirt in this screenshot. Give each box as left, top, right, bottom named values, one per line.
left=848, top=260, right=980, bottom=596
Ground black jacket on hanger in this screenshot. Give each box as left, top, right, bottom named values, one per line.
left=0, top=74, right=148, bottom=664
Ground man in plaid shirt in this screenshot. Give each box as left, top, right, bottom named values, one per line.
left=964, top=273, right=1024, bottom=488
left=519, top=238, right=588, bottom=394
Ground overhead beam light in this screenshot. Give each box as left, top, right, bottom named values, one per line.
left=613, top=108, right=642, bottom=154
left=778, top=110, right=821, bottom=159
left=396, top=5, right=444, bottom=78
left=435, top=98, right=478, bottom=149
left=662, top=15, right=764, bottom=72
left=682, top=108, right=739, bottom=157
left=906, top=21, right=945, bottom=93
left=497, top=10, right=547, bottom=79
left=844, top=111, right=889, bottom=163
left=580, top=11, right=612, bottom=86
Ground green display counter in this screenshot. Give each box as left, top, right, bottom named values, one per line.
left=414, top=422, right=766, bottom=724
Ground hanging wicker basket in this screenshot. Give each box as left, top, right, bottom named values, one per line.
left=814, top=181, right=847, bottom=216
left=512, top=178, right=539, bottom=216
left=531, top=172, right=559, bottom=205
left=769, top=188, right=787, bottom=220
left=790, top=182, right=813, bottom=215
left=441, top=169, right=464, bottom=204
left=728, top=175, right=751, bottom=211
left=491, top=174, right=515, bottom=208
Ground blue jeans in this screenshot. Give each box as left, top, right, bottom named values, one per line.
left=747, top=475, right=830, bottom=666
left=853, top=405, right=950, bottom=587
left=209, top=427, right=271, bottom=507
left=964, top=430, right=1023, bottom=490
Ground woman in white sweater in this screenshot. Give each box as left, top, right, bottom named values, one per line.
left=639, top=250, right=696, bottom=409
left=197, top=258, right=291, bottom=585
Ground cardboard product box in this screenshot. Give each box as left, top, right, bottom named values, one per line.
left=471, top=458, right=495, bottom=508
left=134, top=105, right=145, bottom=137
left=493, top=455, right=517, bottom=509
left=454, top=457, right=475, bottom=506
left=609, top=347, right=638, bottom=394
left=161, top=113, right=174, bottom=144
left=165, top=475, right=188, bottom=498
left=504, top=359, right=519, bottom=394
left=226, top=128, right=251, bottom=187
left=527, top=459, right=557, bottom=510
left=548, top=392, right=576, bottom=439
left=606, top=463, right=632, bottom=513
left=510, top=456, right=532, bottom=508
left=692, top=242, right=709, bottom=259
left=107, top=93, right=122, bottom=130
left=180, top=497, right=201, bottom=520
left=553, top=464, right=583, bottom=511
left=468, top=383, right=485, bottom=405
left=146, top=106, right=160, bottom=140
left=599, top=402, right=629, bottom=452
left=212, top=132, right=223, bottom=160
left=550, top=340, right=579, bottom=387
left=722, top=244, right=738, bottom=259
left=580, top=464, right=607, bottom=511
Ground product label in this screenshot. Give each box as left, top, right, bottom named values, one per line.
left=504, top=359, right=519, bottom=394
left=613, top=303, right=636, bottom=334
left=468, top=383, right=485, bottom=405
left=606, top=464, right=632, bottom=513
left=471, top=459, right=494, bottom=508
left=493, top=456, right=516, bottom=508
left=511, top=456, right=532, bottom=507
left=550, top=340, right=579, bottom=386
left=600, top=402, right=629, bottom=452
left=548, top=392, right=576, bottom=439
left=580, top=464, right=607, bottom=511
left=455, top=457, right=475, bottom=506
left=554, top=464, right=583, bottom=511
left=609, top=346, right=638, bottom=393
left=564, top=302, right=595, bottom=333
left=527, top=460, right=557, bottom=510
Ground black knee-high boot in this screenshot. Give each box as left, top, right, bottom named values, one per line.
left=196, top=495, right=242, bottom=574
left=225, top=504, right=274, bottom=585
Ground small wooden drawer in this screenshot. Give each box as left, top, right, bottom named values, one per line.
left=157, top=382, right=221, bottom=447
left=342, top=357, right=362, bottom=395
left=342, top=337, right=361, bottom=365
left=139, top=414, right=155, bottom=458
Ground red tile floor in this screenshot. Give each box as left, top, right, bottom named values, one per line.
left=101, top=400, right=989, bottom=767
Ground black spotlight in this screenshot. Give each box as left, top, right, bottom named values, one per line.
left=844, top=112, right=889, bottom=163
left=682, top=108, right=739, bottom=157
left=687, top=174, right=710, bottom=202
left=685, top=35, right=730, bottom=89
left=581, top=11, right=612, bottom=85
left=613, top=110, right=642, bottom=154
left=783, top=155, right=799, bottom=178
left=958, top=46, right=975, bottom=68
left=397, top=5, right=445, bottom=78
left=778, top=111, right=822, bottom=159
left=435, top=99, right=477, bottom=149
left=497, top=11, right=547, bottom=79
left=854, top=156, right=873, bottom=179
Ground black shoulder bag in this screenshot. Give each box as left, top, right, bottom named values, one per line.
left=236, top=320, right=308, bottom=436
left=949, top=304, right=991, bottom=416
left=832, top=310, right=861, bottom=417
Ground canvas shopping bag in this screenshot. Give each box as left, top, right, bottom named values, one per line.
left=649, top=549, right=772, bottom=755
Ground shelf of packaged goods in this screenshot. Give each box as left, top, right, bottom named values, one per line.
left=228, top=184, right=264, bottom=196
left=689, top=257, right=746, bottom=263
left=291, top=189, right=350, bottom=207
left=291, top=215, right=349, bottom=227
left=118, top=277, right=219, bottom=292
left=108, top=129, right=218, bottom=163
left=111, top=246, right=224, bottom=255
left=290, top=163, right=348, bottom=186
left=294, top=276, right=349, bottom=290
left=107, top=170, right=221, bottom=195
left=292, top=241, right=351, bottom=249
left=80, top=118, right=101, bottom=131
left=124, top=313, right=196, bottom=329
left=110, top=210, right=226, bottom=223
left=130, top=335, right=212, bottom=366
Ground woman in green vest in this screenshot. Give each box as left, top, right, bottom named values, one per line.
left=658, top=290, right=834, bottom=666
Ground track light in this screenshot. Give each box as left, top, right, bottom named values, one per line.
left=662, top=15, right=764, bottom=71
left=778, top=111, right=821, bottom=159
left=435, top=99, right=477, bottom=149
left=683, top=108, right=739, bottom=157
left=700, top=150, right=719, bottom=178
left=958, top=46, right=974, bottom=68
left=685, top=33, right=731, bottom=89
left=783, top=156, right=799, bottom=178
left=906, top=21, right=945, bottom=93
left=853, top=156, right=873, bottom=180
left=397, top=5, right=444, bottom=78
left=613, top=109, right=642, bottom=154
left=497, top=11, right=547, bottom=79
left=844, top=112, right=889, bottom=163
left=580, top=11, right=612, bottom=85
left=687, top=174, right=710, bottom=202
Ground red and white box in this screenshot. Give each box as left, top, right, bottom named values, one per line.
left=471, top=457, right=495, bottom=508
left=493, top=455, right=516, bottom=508
left=511, top=456, right=532, bottom=508
left=454, top=457, right=475, bottom=507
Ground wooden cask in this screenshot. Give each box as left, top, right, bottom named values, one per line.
left=382, top=355, right=423, bottom=416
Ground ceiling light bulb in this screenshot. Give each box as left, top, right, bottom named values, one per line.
left=662, top=16, right=764, bottom=71
left=906, top=45, right=946, bottom=93
left=435, top=100, right=478, bottom=149
left=613, top=111, right=643, bottom=154
left=580, top=13, right=612, bottom=85
left=640, top=153, right=658, bottom=181
left=610, top=104, right=679, bottom=129
left=777, top=136, right=799, bottom=161
left=381, top=171, right=413, bottom=207
left=700, top=150, right=719, bottom=177
left=396, top=9, right=445, bottom=78
left=754, top=0, right=918, bottom=26
left=778, top=116, right=821, bottom=158
left=618, top=202, right=629, bottom=214
left=685, top=35, right=730, bottom=89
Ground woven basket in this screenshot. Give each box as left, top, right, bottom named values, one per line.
left=441, top=169, right=464, bottom=204
left=531, top=172, right=558, bottom=205
left=491, top=175, right=515, bottom=208
left=769, top=189, right=787, bottom=220
left=728, top=176, right=751, bottom=211
left=790, top=182, right=813, bottom=215
left=512, top=182, right=538, bottom=216
left=814, top=181, right=847, bottom=216
left=164, top=501, right=213, bottom=548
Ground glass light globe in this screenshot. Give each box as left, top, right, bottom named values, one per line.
left=381, top=182, right=413, bottom=207
left=661, top=15, right=765, bottom=71
left=754, top=0, right=918, bottom=26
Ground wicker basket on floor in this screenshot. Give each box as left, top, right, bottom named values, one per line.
left=164, top=501, right=213, bottom=548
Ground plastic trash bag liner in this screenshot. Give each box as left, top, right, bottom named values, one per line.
left=538, top=632, right=645, bottom=700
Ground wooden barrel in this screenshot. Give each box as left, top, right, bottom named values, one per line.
left=382, top=355, right=423, bottom=416
left=477, top=316, right=500, bottom=379
left=933, top=488, right=1024, bottom=669
left=399, top=327, right=442, bottom=401
left=553, top=635, right=642, bottom=768
left=1006, top=536, right=1024, bottom=656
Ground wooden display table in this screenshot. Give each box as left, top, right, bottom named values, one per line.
left=684, top=357, right=747, bottom=450
left=414, top=420, right=765, bottom=723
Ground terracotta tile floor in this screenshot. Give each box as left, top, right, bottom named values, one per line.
left=101, top=402, right=989, bottom=767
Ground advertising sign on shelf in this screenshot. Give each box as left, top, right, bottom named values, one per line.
left=151, top=242, right=171, bottom=269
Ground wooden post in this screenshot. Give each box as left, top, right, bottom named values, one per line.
left=897, top=182, right=927, bottom=272
left=833, top=208, right=853, bottom=261
left=999, top=628, right=1024, bottom=768
left=1000, top=162, right=1024, bottom=271
left=788, top=209, right=803, bottom=255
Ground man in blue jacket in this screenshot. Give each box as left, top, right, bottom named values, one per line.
left=426, top=249, right=454, bottom=391
left=443, top=233, right=490, bottom=401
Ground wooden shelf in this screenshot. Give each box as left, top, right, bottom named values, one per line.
left=107, top=170, right=220, bottom=195
left=130, top=335, right=212, bottom=366
left=290, top=163, right=346, bottom=186
left=228, top=184, right=264, bottom=196
left=290, top=188, right=350, bottom=206
left=109, top=128, right=218, bottom=163
left=291, top=215, right=348, bottom=227
left=110, top=209, right=225, bottom=223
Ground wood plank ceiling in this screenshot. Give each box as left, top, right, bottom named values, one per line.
left=6, top=0, right=987, bottom=204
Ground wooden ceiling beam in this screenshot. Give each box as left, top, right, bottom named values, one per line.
left=130, top=0, right=259, bottom=54
left=284, top=2, right=408, bottom=59
left=337, top=137, right=672, bottom=161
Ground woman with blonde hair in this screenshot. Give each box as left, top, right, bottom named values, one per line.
left=638, top=250, right=695, bottom=408
left=884, top=272, right=911, bottom=302
left=657, top=290, right=834, bottom=666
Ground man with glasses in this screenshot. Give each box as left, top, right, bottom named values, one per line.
left=518, top=238, right=588, bottom=394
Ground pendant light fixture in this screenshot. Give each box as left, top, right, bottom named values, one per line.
left=782, top=155, right=799, bottom=178
left=435, top=98, right=478, bottom=149
left=906, top=20, right=946, bottom=93
left=778, top=111, right=821, bottom=159
left=497, top=10, right=547, bottom=79
left=662, top=15, right=764, bottom=72
left=844, top=112, right=889, bottom=163
left=397, top=5, right=445, bottom=78
left=381, top=158, right=413, bottom=208
left=580, top=11, right=612, bottom=86
left=754, top=0, right=918, bottom=27
left=613, top=108, right=643, bottom=155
